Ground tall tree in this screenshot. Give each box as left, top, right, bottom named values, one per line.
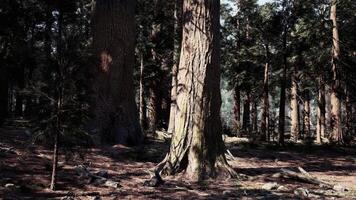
left=329, top=0, right=343, bottom=144
left=290, top=63, right=299, bottom=142
left=233, top=84, right=241, bottom=134
left=167, top=0, right=182, bottom=134
left=316, top=75, right=326, bottom=143
left=157, top=0, right=235, bottom=181
left=92, top=0, right=143, bottom=145
left=302, top=90, right=311, bottom=138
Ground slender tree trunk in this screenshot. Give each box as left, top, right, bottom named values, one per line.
left=325, top=85, right=331, bottom=136
left=167, top=0, right=182, bottom=134
left=50, top=7, right=64, bottom=190
left=139, top=54, right=147, bottom=131
left=303, top=90, right=311, bottom=139
left=261, top=46, right=270, bottom=141
left=233, top=84, right=241, bottom=135
left=278, top=32, right=287, bottom=145
left=159, top=0, right=235, bottom=181
left=316, top=76, right=326, bottom=144
left=345, top=88, right=351, bottom=136
left=330, top=1, right=343, bottom=144
left=290, top=65, right=299, bottom=142
left=93, top=0, right=143, bottom=145
left=251, top=100, right=258, bottom=134
left=50, top=130, right=59, bottom=190
left=148, top=87, right=160, bottom=133
left=242, top=91, right=251, bottom=133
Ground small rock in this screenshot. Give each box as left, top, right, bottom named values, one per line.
left=333, top=184, right=348, bottom=192
left=262, top=182, right=279, bottom=190
left=277, top=186, right=287, bottom=191
left=5, top=183, right=15, bottom=189
left=272, top=173, right=282, bottom=178
left=294, top=187, right=309, bottom=198
left=105, top=180, right=120, bottom=188
left=223, top=190, right=232, bottom=195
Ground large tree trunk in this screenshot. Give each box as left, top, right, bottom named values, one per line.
left=242, top=91, right=251, bottom=133
left=93, top=0, right=143, bottom=145
left=261, top=46, right=270, bottom=141
left=233, top=84, right=241, bottom=135
left=290, top=65, right=299, bottom=142
left=167, top=0, right=182, bottom=134
left=159, top=0, right=234, bottom=181
left=316, top=76, right=326, bottom=144
left=329, top=1, right=343, bottom=144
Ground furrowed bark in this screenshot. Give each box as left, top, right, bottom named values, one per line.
left=159, top=0, right=235, bottom=181
left=329, top=1, right=343, bottom=144
left=93, top=0, right=143, bottom=145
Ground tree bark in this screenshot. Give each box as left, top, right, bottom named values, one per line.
left=148, top=87, right=160, bottom=133
left=159, top=0, right=235, bottom=181
left=345, top=87, right=351, bottom=138
left=167, top=0, right=182, bottom=134
left=316, top=76, right=326, bottom=144
left=303, top=90, right=311, bottom=139
left=93, top=0, right=143, bottom=145
left=261, top=46, right=270, bottom=141
left=290, top=65, right=299, bottom=142
left=233, top=84, right=241, bottom=135
left=139, top=54, right=147, bottom=131
left=251, top=100, right=258, bottom=134
left=242, top=90, right=251, bottom=133
left=329, top=1, right=343, bottom=144
left=278, top=33, right=287, bottom=145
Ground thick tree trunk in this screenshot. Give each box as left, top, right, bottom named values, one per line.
left=290, top=65, right=299, bottom=142
left=93, top=0, right=143, bottom=145
left=303, top=90, right=311, bottom=139
left=316, top=76, right=326, bottom=144
left=159, top=0, right=235, bottom=181
left=329, top=1, right=343, bottom=144
left=233, top=84, right=241, bottom=135
left=261, top=47, right=270, bottom=141
left=167, top=0, right=182, bottom=134
left=242, top=91, right=251, bottom=133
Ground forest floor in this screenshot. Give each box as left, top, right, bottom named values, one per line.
left=1, top=127, right=356, bottom=200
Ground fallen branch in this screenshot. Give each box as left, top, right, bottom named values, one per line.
left=225, top=149, right=237, bottom=161
left=280, top=167, right=333, bottom=189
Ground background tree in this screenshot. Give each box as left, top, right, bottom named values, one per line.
left=92, top=0, right=143, bottom=145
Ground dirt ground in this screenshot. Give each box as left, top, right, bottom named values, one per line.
left=1, top=127, right=356, bottom=200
